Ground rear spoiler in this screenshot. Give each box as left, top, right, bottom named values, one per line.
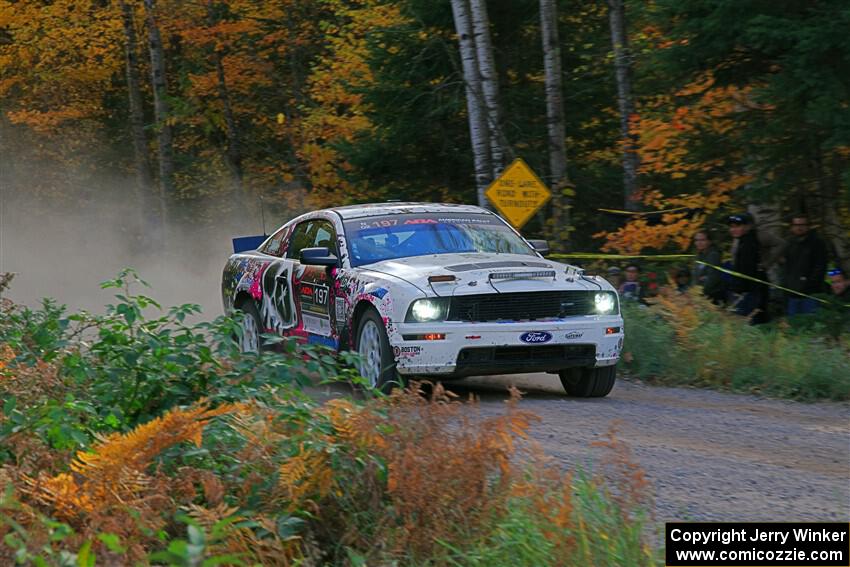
left=232, top=234, right=268, bottom=254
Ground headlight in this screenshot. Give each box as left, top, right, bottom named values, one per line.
left=406, top=298, right=450, bottom=322
left=594, top=292, right=617, bottom=314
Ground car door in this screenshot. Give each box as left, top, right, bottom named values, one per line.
left=255, top=225, right=298, bottom=336
left=286, top=217, right=340, bottom=347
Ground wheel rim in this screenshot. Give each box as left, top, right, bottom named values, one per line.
left=241, top=312, right=260, bottom=353
left=358, top=320, right=382, bottom=387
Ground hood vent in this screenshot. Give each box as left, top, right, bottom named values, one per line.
left=446, top=260, right=551, bottom=272
left=488, top=270, right=556, bottom=281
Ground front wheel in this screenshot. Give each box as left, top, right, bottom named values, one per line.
left=559, top=365, right=616, bottom=398
left=235, top=300, right=262, bottom=353
left=355, top=309, right=400, bottom=392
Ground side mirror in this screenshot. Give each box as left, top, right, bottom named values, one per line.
left=300, top=247, right=339, bottom=267
left=527, top=239, right=550, bottom=256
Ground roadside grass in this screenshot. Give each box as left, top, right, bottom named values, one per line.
left=621, top=288, right=850, bottom=401
left=0, top=271, right=660, bottom=566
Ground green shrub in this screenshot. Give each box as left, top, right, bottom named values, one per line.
left=621, top=290, right=850, bottom=400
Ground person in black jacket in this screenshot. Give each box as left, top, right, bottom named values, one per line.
left=728, top=213, right=769, bottom=323
left=781, top=215, right=828, bottom=316
left=691, top=230, right=725, bottom=303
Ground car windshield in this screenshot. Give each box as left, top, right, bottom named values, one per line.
left=342, top=212, right=536, bottom=267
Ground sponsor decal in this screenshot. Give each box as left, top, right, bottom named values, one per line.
left=303, top=313, right=332, bottom=337
left=300, top=282, right=330, bottom=316
left=393, top=345, right=423, bottom=358
left=307, top=334, right=338, bottom=349
left=520, top=331, right=552, bottom=344
left=565, top=331, right=584, bottom=339
left=369, top=287, right=389, bottom=299
left=335, top=297, right=346, bottom=326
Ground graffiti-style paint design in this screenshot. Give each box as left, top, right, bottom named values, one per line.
left=261, top=262, right=295, bottom=333
left=221, top=203, right=623, bottom=380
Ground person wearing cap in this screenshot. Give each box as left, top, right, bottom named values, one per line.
left=823, top=268, right=850, bottom=335
left=728, top=213, right=769, bottom=323
left=829, top=268, right=850, bottom=303
left=691, top=230, right=724, bottom=303
left=780, top=215, right=828, bottom=316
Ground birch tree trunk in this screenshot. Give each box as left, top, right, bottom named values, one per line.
left=540, top=0, right=570, bottom=249
left=468, top=0, right=503, bottom=177
left=120, top=0, right=162, bottom=241
left=451, top=0, right=491, bottom=207
left=608, top=0, right=639, bottom=211
left=144, top=0, right=174, bottom=225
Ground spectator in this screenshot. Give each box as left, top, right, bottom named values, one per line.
left=781, top=215, right=828, bottom=316
left=728, top=213, right=769, bottom=323
left=618, top=263, right=645, bottom=302
left=674, top=268, right=691, bottom=293
left=829, top=268, right=850, bottom=304
left=691, top=230, right=725, bottom=303
left=606, top=266, right=624, bottom=290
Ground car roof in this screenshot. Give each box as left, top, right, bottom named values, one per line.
left=330, top=202, right=490, bottom=220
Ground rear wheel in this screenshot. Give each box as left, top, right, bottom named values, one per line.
left=236, top=300, right=262, bottom=353
left=355, top=309, right=400, bottom=392
left=559, top=365, right=616, bottom=398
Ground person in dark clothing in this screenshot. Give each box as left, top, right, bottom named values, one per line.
left=781, top=215, right=828, bottom=316
left=728, top=213, right=769, bottom=323
left=691, top=230, right=725, bottom=303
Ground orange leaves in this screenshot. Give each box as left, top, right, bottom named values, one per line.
left=597, top=69, right=760, bottom=254
left=20, top=401, right=240, bottom=522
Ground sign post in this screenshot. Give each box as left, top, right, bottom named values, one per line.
left=484, top=158, right=552, bottom=229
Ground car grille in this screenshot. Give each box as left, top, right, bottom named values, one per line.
left=454, top=344, right=596, bottom=375
left=448, top=291, right=595, bottom=322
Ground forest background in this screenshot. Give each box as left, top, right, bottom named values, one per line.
left=1, top=0, right=849, bottom=285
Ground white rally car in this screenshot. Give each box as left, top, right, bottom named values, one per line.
left=222, top=203, right=623, bottom=397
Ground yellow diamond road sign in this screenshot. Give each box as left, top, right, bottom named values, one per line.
left=485, top=158, right=551, bottom=229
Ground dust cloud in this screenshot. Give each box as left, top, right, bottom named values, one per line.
left=0, top=152, right=282, bottom=319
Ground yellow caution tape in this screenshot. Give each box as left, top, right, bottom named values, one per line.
left=548, top=252, right=849, bottom=308
left=597, top=207, right=694, bottom=216
left=695, top=261, right=849, bottom=307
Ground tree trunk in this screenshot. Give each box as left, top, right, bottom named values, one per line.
left=468, top=0, right=503, bottom=177
left=451, top=0, right=491, bottom=207
left=120, top=0, right=162, bottom=242
left=144, top=0, right=174, bottom=226
left=608, top=0, right=639, bottom=211
left=540, top=0, right=570, bottom=250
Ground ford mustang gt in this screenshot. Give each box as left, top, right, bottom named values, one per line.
left=222, top=202, right=623, bottom=397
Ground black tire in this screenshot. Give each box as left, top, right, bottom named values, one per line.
left=235, top=299, right=263, bottom=353
left=354, top=309, right=402, bottom=393
left=559, top=365, right=616, bottom=398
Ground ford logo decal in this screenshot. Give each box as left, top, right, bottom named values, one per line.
left=520, top=331, right=552, bottom=344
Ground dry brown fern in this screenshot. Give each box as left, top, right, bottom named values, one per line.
left=20, top=401, right=241, bottom=523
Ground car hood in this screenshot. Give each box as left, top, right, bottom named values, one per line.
left=358, top=252, right=614, bottom=296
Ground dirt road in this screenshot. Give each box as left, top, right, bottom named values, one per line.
left=439, top=374, right=850, bottom=523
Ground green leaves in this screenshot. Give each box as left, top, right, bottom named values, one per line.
left=0, top=269, right=347, bottom=459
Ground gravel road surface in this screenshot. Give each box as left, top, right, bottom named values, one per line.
left=450, top=373, right=850, bottom=523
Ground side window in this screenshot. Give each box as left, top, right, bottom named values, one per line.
left=313, top=221, right=337, bottom=255
left=287, top=222, right=313, bottom=260
left=287, top=219, right=338, bottom=260
left=259, top=226, right=288, bottom=257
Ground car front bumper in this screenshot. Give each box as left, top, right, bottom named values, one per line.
left=389, top=315, right=624, bottom=377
